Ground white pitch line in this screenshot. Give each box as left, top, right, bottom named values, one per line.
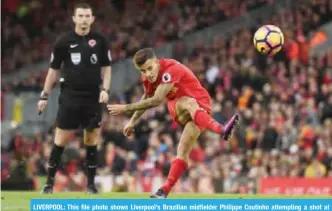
left=2, top=205, right=27, bottom=210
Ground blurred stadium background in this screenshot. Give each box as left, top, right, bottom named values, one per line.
left=1, top=0, right=332, bottom=195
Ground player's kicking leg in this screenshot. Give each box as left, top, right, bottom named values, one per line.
left=41, top=128, right=73, bottom=194
left=151, top=121, right=201, bottom=198
left=177, top=97, right=239, bottom=140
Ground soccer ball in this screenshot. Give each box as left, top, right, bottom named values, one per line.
left=253, top=25, right=284, bottom=56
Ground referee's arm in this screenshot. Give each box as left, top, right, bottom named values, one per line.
left=99, top=36, right=112, bottom=99
left=43, top=38, right=65, bottom=95
left=43, top=69, right=58, bottom=95
left=38, top=37, right=64, bottom=113
left=101, top=65, right=111, bottom=92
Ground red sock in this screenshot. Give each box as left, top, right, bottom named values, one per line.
left=162, top=158, right=188, bottom=194
left=193, top=109, right=223, bottom=134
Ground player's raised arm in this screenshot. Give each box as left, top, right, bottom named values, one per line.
left=129, top=83, right=173, bottom=109
left=107, top=83, right=173, bottom=115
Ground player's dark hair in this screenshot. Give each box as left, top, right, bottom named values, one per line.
left=73, top=2, right=93, bottom=15
left=133, top=48, right=156, bottom=67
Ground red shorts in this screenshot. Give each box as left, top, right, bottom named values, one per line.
left=167, top=96, right=211, bottom=126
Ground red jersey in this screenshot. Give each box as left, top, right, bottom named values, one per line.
left=142, top=58, right=210, bottom=101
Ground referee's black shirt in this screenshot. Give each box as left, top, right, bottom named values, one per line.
left=50, top=30, right=112, bottom=105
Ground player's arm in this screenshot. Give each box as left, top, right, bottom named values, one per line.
left=124, top=84, right=173, bottom=112
left=128, top=94, right=148, bottom=125
left=123, top=67, right=181, bottom=112
left=108, top=68, right=179, bottom=115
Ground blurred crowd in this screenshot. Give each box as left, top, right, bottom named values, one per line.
left=2, top=0, right=269, bottom=75
left=2, top=0, right=332, bottom=193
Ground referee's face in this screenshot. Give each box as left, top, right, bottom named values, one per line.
left=73, top=8, right=95, bottom=30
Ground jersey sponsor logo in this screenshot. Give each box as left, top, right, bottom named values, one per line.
left=88, top=39, right=96, bottom=47
left=50, top=53, right=54, bottom=63
left=162, top=73, right=171, bottom=83
left=170, top=87, right=178, bottom=94
left=70, top=44, right=78, bottom=48
left=70, top=53, right=81, bottom=65
left=90, top=54, right=98, bottom=64
left=108, top=50, right=112, bottom=61
left=167, top=87, right=178, bottom=98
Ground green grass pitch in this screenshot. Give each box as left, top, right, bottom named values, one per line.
left=1, top=191, right=331, bottom=211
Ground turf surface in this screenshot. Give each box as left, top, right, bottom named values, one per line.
left=1, top=191, right=331, bottom=211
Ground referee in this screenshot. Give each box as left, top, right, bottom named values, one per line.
left=37, top=3, right=112, bottom=194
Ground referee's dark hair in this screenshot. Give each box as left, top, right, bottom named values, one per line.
left=133, top=48, right=156, bottom=67
left=73, top=2, right=93, bottom=15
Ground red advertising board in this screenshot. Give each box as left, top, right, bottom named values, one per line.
left=259, top=178, right=332, bottom=195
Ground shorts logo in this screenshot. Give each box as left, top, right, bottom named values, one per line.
left=90, top=54, right=98, bottom=64
left=162, top=73, right=171, bottom=83
left=88, top=39, right=96, bottom=47
left=70, top=53, right=81, bottom=65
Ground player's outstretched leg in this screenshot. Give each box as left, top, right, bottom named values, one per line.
left=41, top=128, right=71, bottom=194
left=222, top=114, right=239, bottom=140
left=84, top=129, right=99, bottom=194
left=151, top=122, right=200, bottom=198
left=177, top=97, right=239, bottom=140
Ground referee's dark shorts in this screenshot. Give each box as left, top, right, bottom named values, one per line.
left=56, top=90, right=102, bottom=131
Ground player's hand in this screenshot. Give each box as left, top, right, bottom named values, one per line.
left=37, top=100, right=48, bottom=114
left=123, top=121, right=135, bottom=137
left=99, top=90, right=109, bottom=103
left=107, top=104, right=126, bottom=115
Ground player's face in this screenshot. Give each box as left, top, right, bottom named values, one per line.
left=138, top=58, right=160, bottom=82
left=72, top=8, right=95, bottom=30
